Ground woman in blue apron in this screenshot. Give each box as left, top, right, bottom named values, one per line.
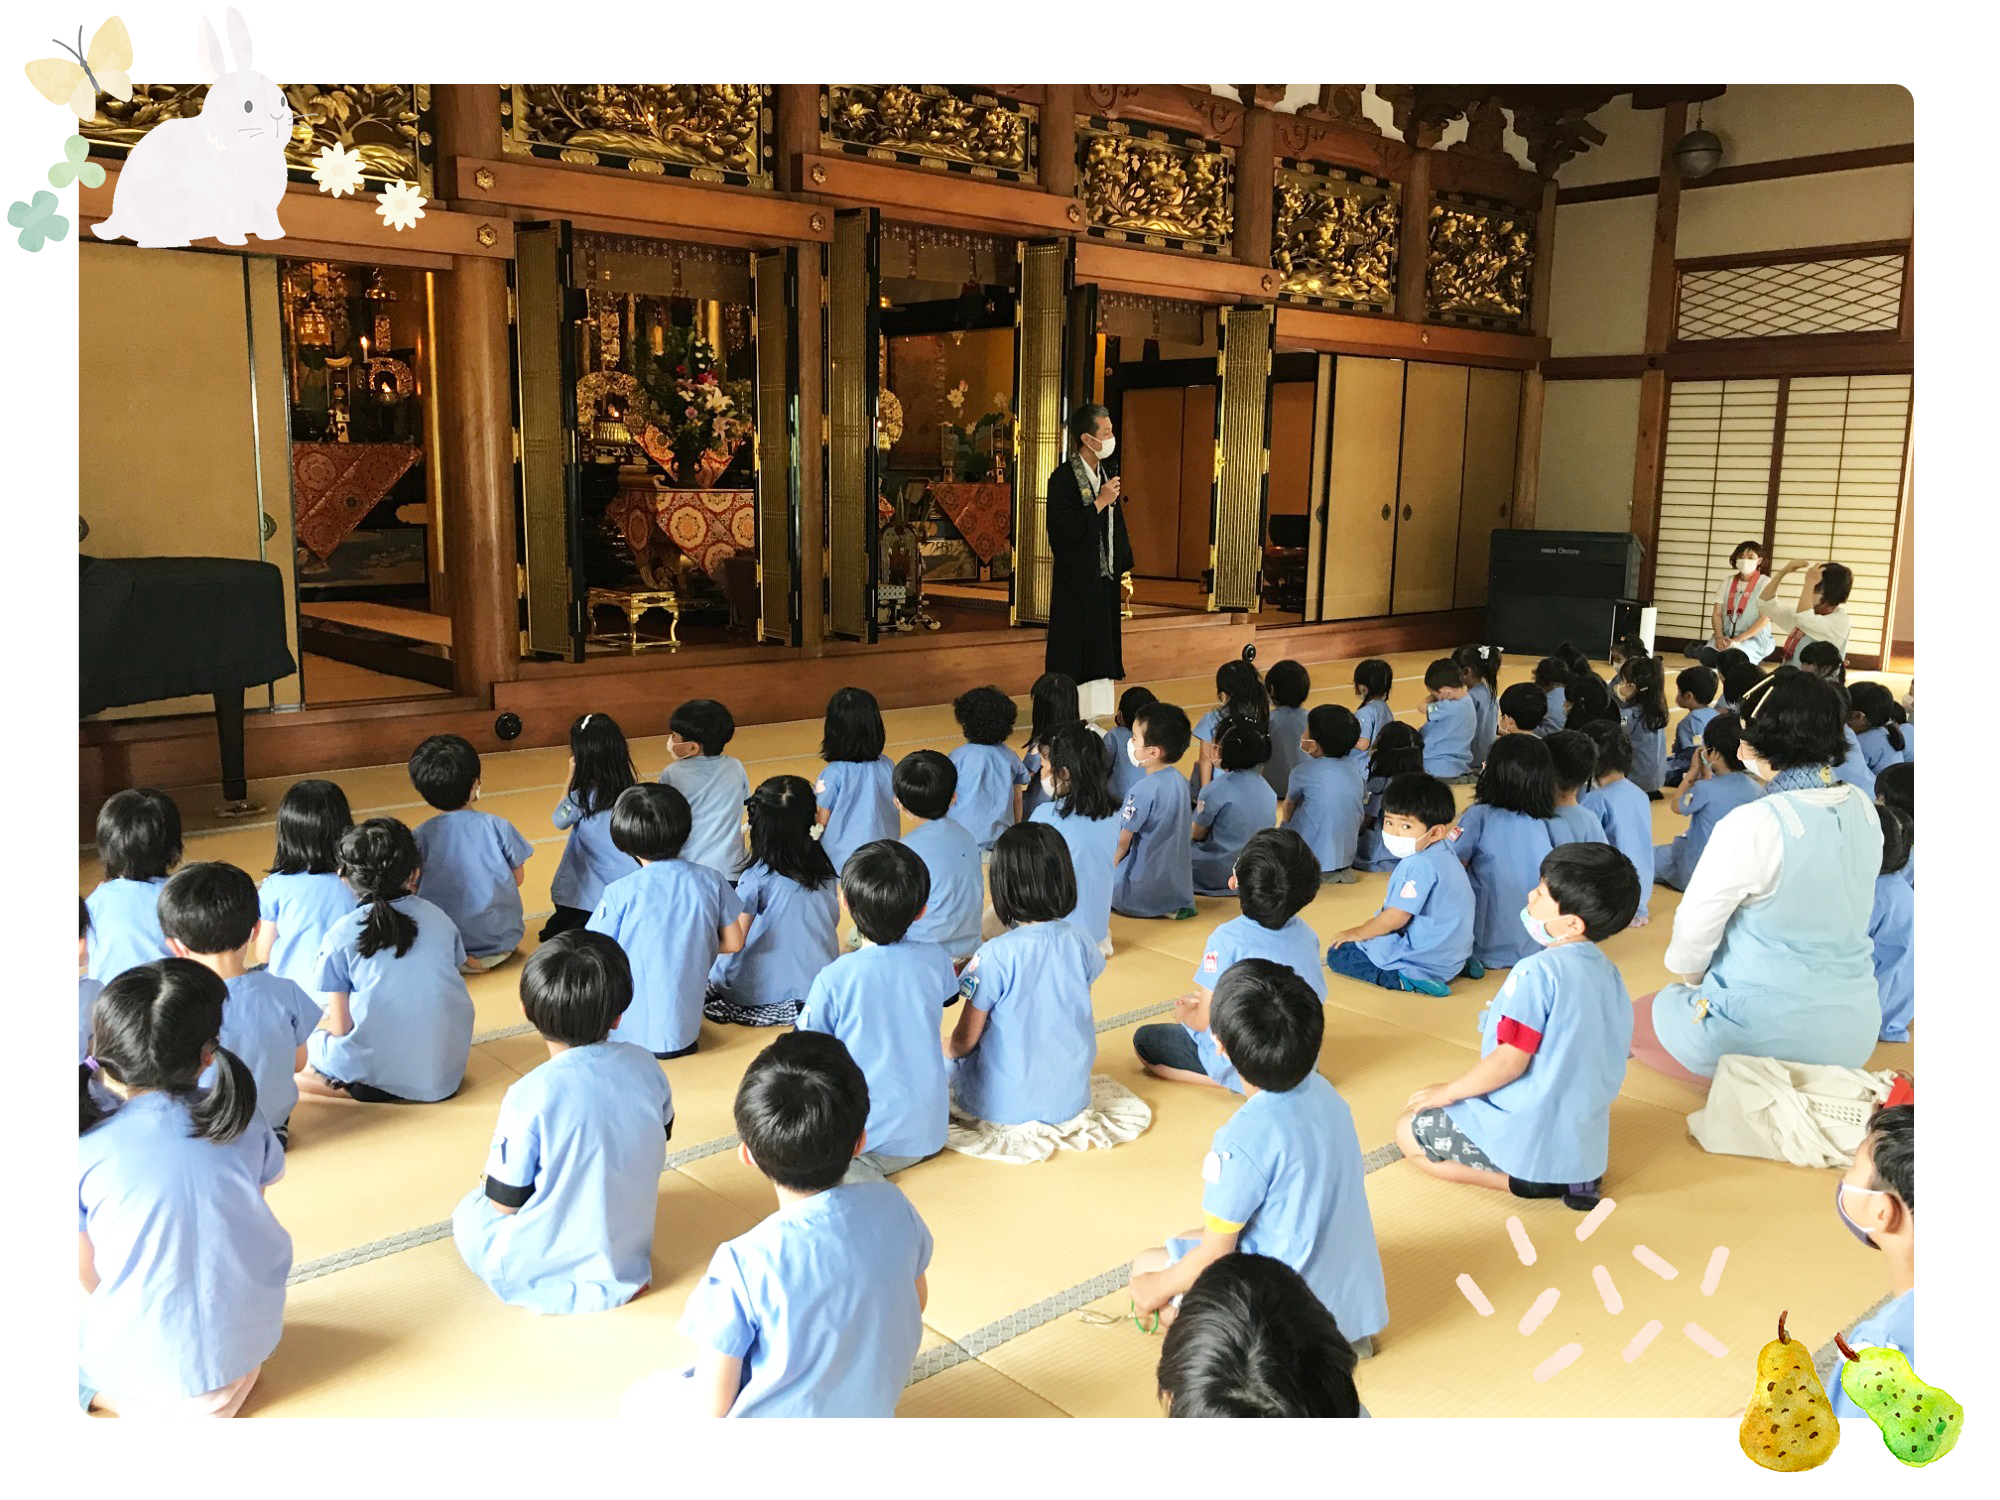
left=1631, top=668, right=1883, bottom=1085
left=1694, top=540, right=1775, bottom=667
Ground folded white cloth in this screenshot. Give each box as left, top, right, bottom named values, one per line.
left=946, top=1075, right=1152, bottom=1163
left=1688, top=1053, right=1897, bottom=1169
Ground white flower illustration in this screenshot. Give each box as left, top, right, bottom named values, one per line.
left=311, top=143, right=365, bottom=199
left=946, top=381, right=968, bottom=411
left=376, top=180, right=427, bottom=232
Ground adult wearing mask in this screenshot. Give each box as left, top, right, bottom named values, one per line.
left=1629, top=668, right=1883, bottom=1087
left=1760, top=558, right=1854, bottom=661
left=1044, top=403, right=1133, bottom=722
left=1693, top=540, right=1775, bottom=667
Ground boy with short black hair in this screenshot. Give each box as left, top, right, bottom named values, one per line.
left=1531, top=657, right=1570, bottom=736
left=1827, top=1102, right=1916, bottom=1419
left=408, top=733, right=533, bottom=969
left=157, top=861, right=320, bottom=1146
left=1105, top=685, right=1158, bottom=803
left=1325, top=773, right=1476, bottom=997
left=1543, top=731, right=1608, bottom=847
left=1497, top=682, right=1549, bottom=739
left=1279, top=703, right=1365, bottom=884
left=659, top=698, right=751, bottom=881
left=795, top=840, right=959, bottom=1180
left=1113, top=701, right=1197, bottom=920
left=1156, top=1253, right=1367, bottom=1418
left=1663, top=666, right=1721, bottom=788
left=1191, top=724, right=1278, bottom=896
left=452, top=930, right=673, bottom=1314
left=1395, top=842, right=1639, bottom=1210
left=1261, top=659, right=1312, bottom=801
left=1136, top=828, right=1323, bottom=1093
left=1421, top=659, right=1478, bottom=782
left=890, top=750, right=983, bottom=964
left=1130, top=960, right=1388, bottom=1357
left=633, top=1031, right=933, bottom=1418
left=949, top=685, right=1030, bottom=851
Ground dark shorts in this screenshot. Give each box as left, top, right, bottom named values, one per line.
left=317, top=1074, right=416, bottom=1105
left=1133, top=1022, right=1203, bottom=1074
left=538, top=905, right=591, bottom=942
left=1410, top=1107, right=1498, bottom=1171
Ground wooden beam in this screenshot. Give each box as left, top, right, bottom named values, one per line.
left=1674, top=238, right=1910, bottom=272
left=455, top=156, right=830, bottom=244
left=1544, top=354, right=1651, bottom=379
left=1398, top=149, right=1430, bottom=322
left=798, top=152, right=1081, bottom=237
left=1233, top=105, right=1275, bottom=268
left=773, top=84, right=822, bottom=195
left=1630, top=102, right=1686, bottom=597
left=1274, top=305, right=1545, bottom=368
left=1557, top=142, right=1914, bottom=204
left=1665, top=335, right=1912, bottom=381
left=1513, top=371, right=1545, bottom=529
left=1075, top=241, right=1277, bottom=302
left=1040, top=85, right=1077, bottom=198
left=433, top=85, right=502, bottom=201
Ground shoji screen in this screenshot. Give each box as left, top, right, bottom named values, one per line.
left=1655, top=379, right=1779, bottom=642
left=1771, top=375, right=1913, bottom=660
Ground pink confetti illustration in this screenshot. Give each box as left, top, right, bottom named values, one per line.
left=1519, top=1287, right=1561, bottom=1336
left=1700, top=1246, right=1728, bottom=1297
left=1632, top=1244, right=1678, bottom=1281
left=1683, top=1322, right=1728, bottom=1358
left=1574, top=1197, right=1617, bottom=1241
left=1623, top=1319, right=1664, bottom=1363
left=1592, top=1264, right=1622, bottom=1315
left=1506, top=1215, right=1537, bottom=1266
left=1456, top=1273, right=1494, bottom=1316
left=1534, top=1343, right=1584, bottom=1382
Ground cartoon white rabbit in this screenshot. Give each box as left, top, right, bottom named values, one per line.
left=92, top=8, right=293, bottom=248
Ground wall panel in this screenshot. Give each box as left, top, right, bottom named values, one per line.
left=1391, top=361, right=1469, bottom=615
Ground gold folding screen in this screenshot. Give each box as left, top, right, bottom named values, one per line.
left=826, top=210, right=879, bottom=641
left=752, top=249, right=800, bottom=645
left=1010, top=239, right=1069, bottom=626
left=1211, top=305, right=1274, bottom=611
left=514, top=223, right=582, bottom=659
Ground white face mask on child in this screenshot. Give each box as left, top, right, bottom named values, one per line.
left=1381, top=832, right=1419, bottom=859
left=1126, top=739, right=1145, bottom=768
left=1040, top=774, right=1056, bottom=800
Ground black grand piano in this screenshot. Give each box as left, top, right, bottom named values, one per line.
left=80, top=556, right=298, bottom=812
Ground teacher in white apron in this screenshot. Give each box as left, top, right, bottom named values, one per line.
left=1043, top=403, right=1132, bottom=722
left=1692, top=540, right=1775, bottom=667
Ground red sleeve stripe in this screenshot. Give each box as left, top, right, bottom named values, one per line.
left=1496, top=1017, right=1543, bottom=1054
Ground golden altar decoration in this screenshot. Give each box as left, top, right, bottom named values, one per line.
left=1426, top=196, right=1535, bottom=328
left=502, top=85, right=772, bottom=188
left=1077, top=120, right=1234, bottom=252
left=821, top=86, right=1036, bottom=181
left=1273, top=164, right=1400, bottom=313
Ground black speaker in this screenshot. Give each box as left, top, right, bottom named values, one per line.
left=1486, top=530, right=1646, bottom=657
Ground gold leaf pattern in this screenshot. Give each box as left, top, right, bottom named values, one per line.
left=1426, top=201, right=1535, bottom=323
left=822, top=85, right=1033, bottom=176
left=1077, top=126, right=1232, bottom=247
left=505, top=85, right=767, bottom=183
left=1273, top=170, right=1399, bottom=308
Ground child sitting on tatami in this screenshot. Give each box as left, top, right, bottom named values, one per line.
left=1871, top=806, right=1914, bottom=1043
left=948, top=685, right=1030, bottom=852
left=453, top=931, right=672, bottom=1314
left=85, top=788, right=181, bottom=984
left=1578, top=721, right=1655, bottom=924
left=1351, top=658, right=1396, bottom=754
left=1497, top=682, right=1547, bottom=739
left=1105, top=685, right=1157, bottom=804
left=1419, top=658, right=1477, bottom=783
left=1112, top=700, right=1197, bottom=920
left=1663, top=667, right=1720, bottom=788
left=948, top=824, right=1105, bottom=1129
left=1279, top=704, right=1365, bottom=883
left=1615, top=656, right=1670, bottom=798
left=893, top=750, right=984, bottom=965
left=1396, top=842, right=1640, bottom=1210
left=1531, top=656, right=1569, bottom=736
left=545, top=714, right=639, bottom=939
left=255, top=778, right=355, bottom=1004
left=815, top=686, right=899, bottom=878
left=586, top=784, right=745, bottom=1059
left=705, top=775, right=839, bottom=1028
left=408, top=734, right=532, bottom=970
left=1448, top=733, right=1559, bottom=975
left=1191, top=724, right=1278, bottom=897
left=1654, top=713, right=1761, bottom=891
left=623, top=1031, right=933, bottom=1418
left=158, top=863, right=319, bottom=1146
left=1134, top=828, right=1323, bottom=1093
left=1877, top=760, right=1913, bottom=886
left=1325, top=773, right=1475, bottom=997
left=1355, top=722, right=1424, bottom=872
left=1129, top=960, right=1388, bottom=1356
left=1156, top=1254, right=1369, bottom=1418
left=659, top=698, right=751, bottom=882
left=1543, top=731, right=1607, bottom=847
left=1262, top=659, right=1312, bottom=800
left=1827, top=1102, right=1917, bottom=1420
left=795, top=841, right=958, bottom=1180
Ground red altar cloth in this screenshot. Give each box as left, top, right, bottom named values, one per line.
left=932, top=482, right=1011, bottom=564
left=291, top=442, right=423, bottom=559
left=606, top=486, right=757, bottom=582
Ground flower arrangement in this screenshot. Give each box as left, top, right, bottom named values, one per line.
left=943, top=387, right=1011, bottom=482
left=631, top=327, right=753, bottom=486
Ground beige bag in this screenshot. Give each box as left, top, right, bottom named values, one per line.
left=1687, top=1054, right=1897, bottom=1169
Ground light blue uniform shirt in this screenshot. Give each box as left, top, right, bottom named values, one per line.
left=679, top=1180, right=932, bottom=1418
left=1355, top=775, right=1397, bottom=872
left=1856, top=726, right=1905, bottom=777
left=1621, top=703, right=1667, bottom=795
left=1650, top=785, right=1883, bottom=1076
left=452, top=1040, right=672, bottom=1314
left=1666, top=706, right=1718, bottom=784
left=1358, top=842, right=1476, bottom=985
left=1192, top=769, right=1279, bottom=896
left=310, top=895, right=473, bottom=1101
left=1449, top=805, right=1557, bottom=969
left=1582, top=778, right=1656, bottom=919
left=1549, top=803, right=1606, bottom=847
left=1899, top=722, right=1916, bottom=761
left=1828, top=1289, right=1915, bottom=1419
left=215, top=969, right=320, bottom=1133
left=1030, top=802, right=1121, bottom=948
left=660, top=754, right=751, bottom=880
left=1020, top=747, right=1049, bottom=821
left=84, top=877, right=169, bottom=984
left=1113, top=767, right=1194, bottom=917
left=901, top=817, right=984, bottom=959
left=953, top=921, right=1103, bottom=1126
left=1187, top=914, right=1326, bottom=1093
left=1834, top=725, right=1876, bottom=796
left=413, top=807, right=533, bottom=958
left=1450, top=941, right=1633, bottom=1183
left=1870, top=871, right=1914, bottom=1042
left=1105, top=726, right=1144, bottom=803
left=1422, top=696, right=1477, bottom=777
left=707, top=864, right=839, bottom=1010
left=1655, top=772, right=1761, bottom=890
left=948, top=742, right=1030, bottom=850
left=79, top=1092, right=290, bottom=1399
left=1199, top=1074, right=1388, bottom=1343
left=1264, top=705, right=1309, bottom=799
left=588, top=860, right=745, bottom=1055
left=550, top=796, right=639, bottom=911
left=1286, top=754, right=1366, bottom=874
left=1468, top=682, right=1499, bottom=768
left=1353, top=697, right=1395, bottom=751
left=815, top=757, right=898, bottom=876
left=797, top=941, right=957, bottom=1158
left=1536, top=684, right=1567, bottom=737
left=257, top=870, right=354, bottom=1006
left=78, top=976, right=102, bottom=1062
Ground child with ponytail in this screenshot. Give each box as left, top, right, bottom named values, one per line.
left=298, top=818, right=475, bottom=1104
left=79, top=959, right=291, bottom=1417
left=706, top=774, right=841, bottom=1027
left=544, top=712, right=641, bottom=939
left=255, top=778, right=356, bottom=1007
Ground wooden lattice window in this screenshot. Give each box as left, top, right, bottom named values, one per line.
left=1676, top=248, right=1907, bottom=342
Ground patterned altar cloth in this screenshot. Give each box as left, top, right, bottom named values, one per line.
left=291, top=442, right=424, bottom=560
left=932, top=482, right=1012, bottom=565
left=606, top=486, right=756, bottom=582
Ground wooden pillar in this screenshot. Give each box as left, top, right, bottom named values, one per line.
left=1040, top=86, right=1076, bottom=198
left=434, top=257, right=519, bottom=697
left=773, top=84, right=820, bottom=194
left=1629, top=102, right=1686, bottom=597
left=1398, top=149, right=1430, bottom=322
left=1513, top=177, right=1560, bottom=529
left=1232, top=105, right=1275, bottom=268
left=795, top=249, right=828, bottom=657
left=433, top=85, right=501, bottom=203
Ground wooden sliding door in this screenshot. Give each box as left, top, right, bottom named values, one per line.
left=1391, top=361, right=1469, bottom=615
left=1318, top=356, right=1404, bottom=620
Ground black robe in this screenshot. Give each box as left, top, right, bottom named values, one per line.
left=1042, top=459, right=1133, bottom=684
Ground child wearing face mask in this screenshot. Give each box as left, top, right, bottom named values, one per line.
left=1277, top=704, right=1364, bottom=884
left=1104, top=686, right=1158, bottom=805
left=1395, top=843, right=1640, bottom=1211
left=1324, top=773, right=1475, bottom=997
left=1654, top=712, right=1762, bottom=892
left=1826, top=1101, right=1917, bottom=1420
left=1112, top=702, right=1197, bottom=921
left=892, top=751, right=984, bottom=968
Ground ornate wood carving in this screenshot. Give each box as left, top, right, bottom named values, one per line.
left=501, top=85, right=771, bottom=187
left=822, top=85, right=1036, bottom=180
left=1450, top=98, right=1513, bottom=165
left=1079, top=84, right=1243, bottom=146
left=1232, top=85, right=1287, bottom=107
left=1427, top=195, right=1535, bottom=328
left=1272, top=165, right=1399, bottom=313
left=1076, top=120, right=1234, bottom=252
left=1508, top=101, right=1609, bottom=178
left=1297, top=86, right=1381, bottom=137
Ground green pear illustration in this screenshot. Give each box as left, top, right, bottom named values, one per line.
left=1740, top=1312, right=1840, bottom=1471
left=1834, top=1334, right=1963, bottom=1466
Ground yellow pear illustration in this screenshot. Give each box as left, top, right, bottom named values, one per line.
left=1738, top=1312, right=1840, bottom=1471
left=1834, top=1335, right=1963, bottom=1466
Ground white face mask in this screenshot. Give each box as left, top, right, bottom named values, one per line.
left=1126, top=738, right=1145, bottom=768
left=1739, top=746, right=1775, bottom=783
left=1040, top=774, right=1056, bottom=800
left=1089, top=432, right=1116, bottom=462
left=1381, top=832, right=1419, bottom=860
left=1737, top=559, right=1759, bottom=577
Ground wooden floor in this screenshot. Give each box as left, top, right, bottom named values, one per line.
left=78, top=649, right=1915, bottom=1418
